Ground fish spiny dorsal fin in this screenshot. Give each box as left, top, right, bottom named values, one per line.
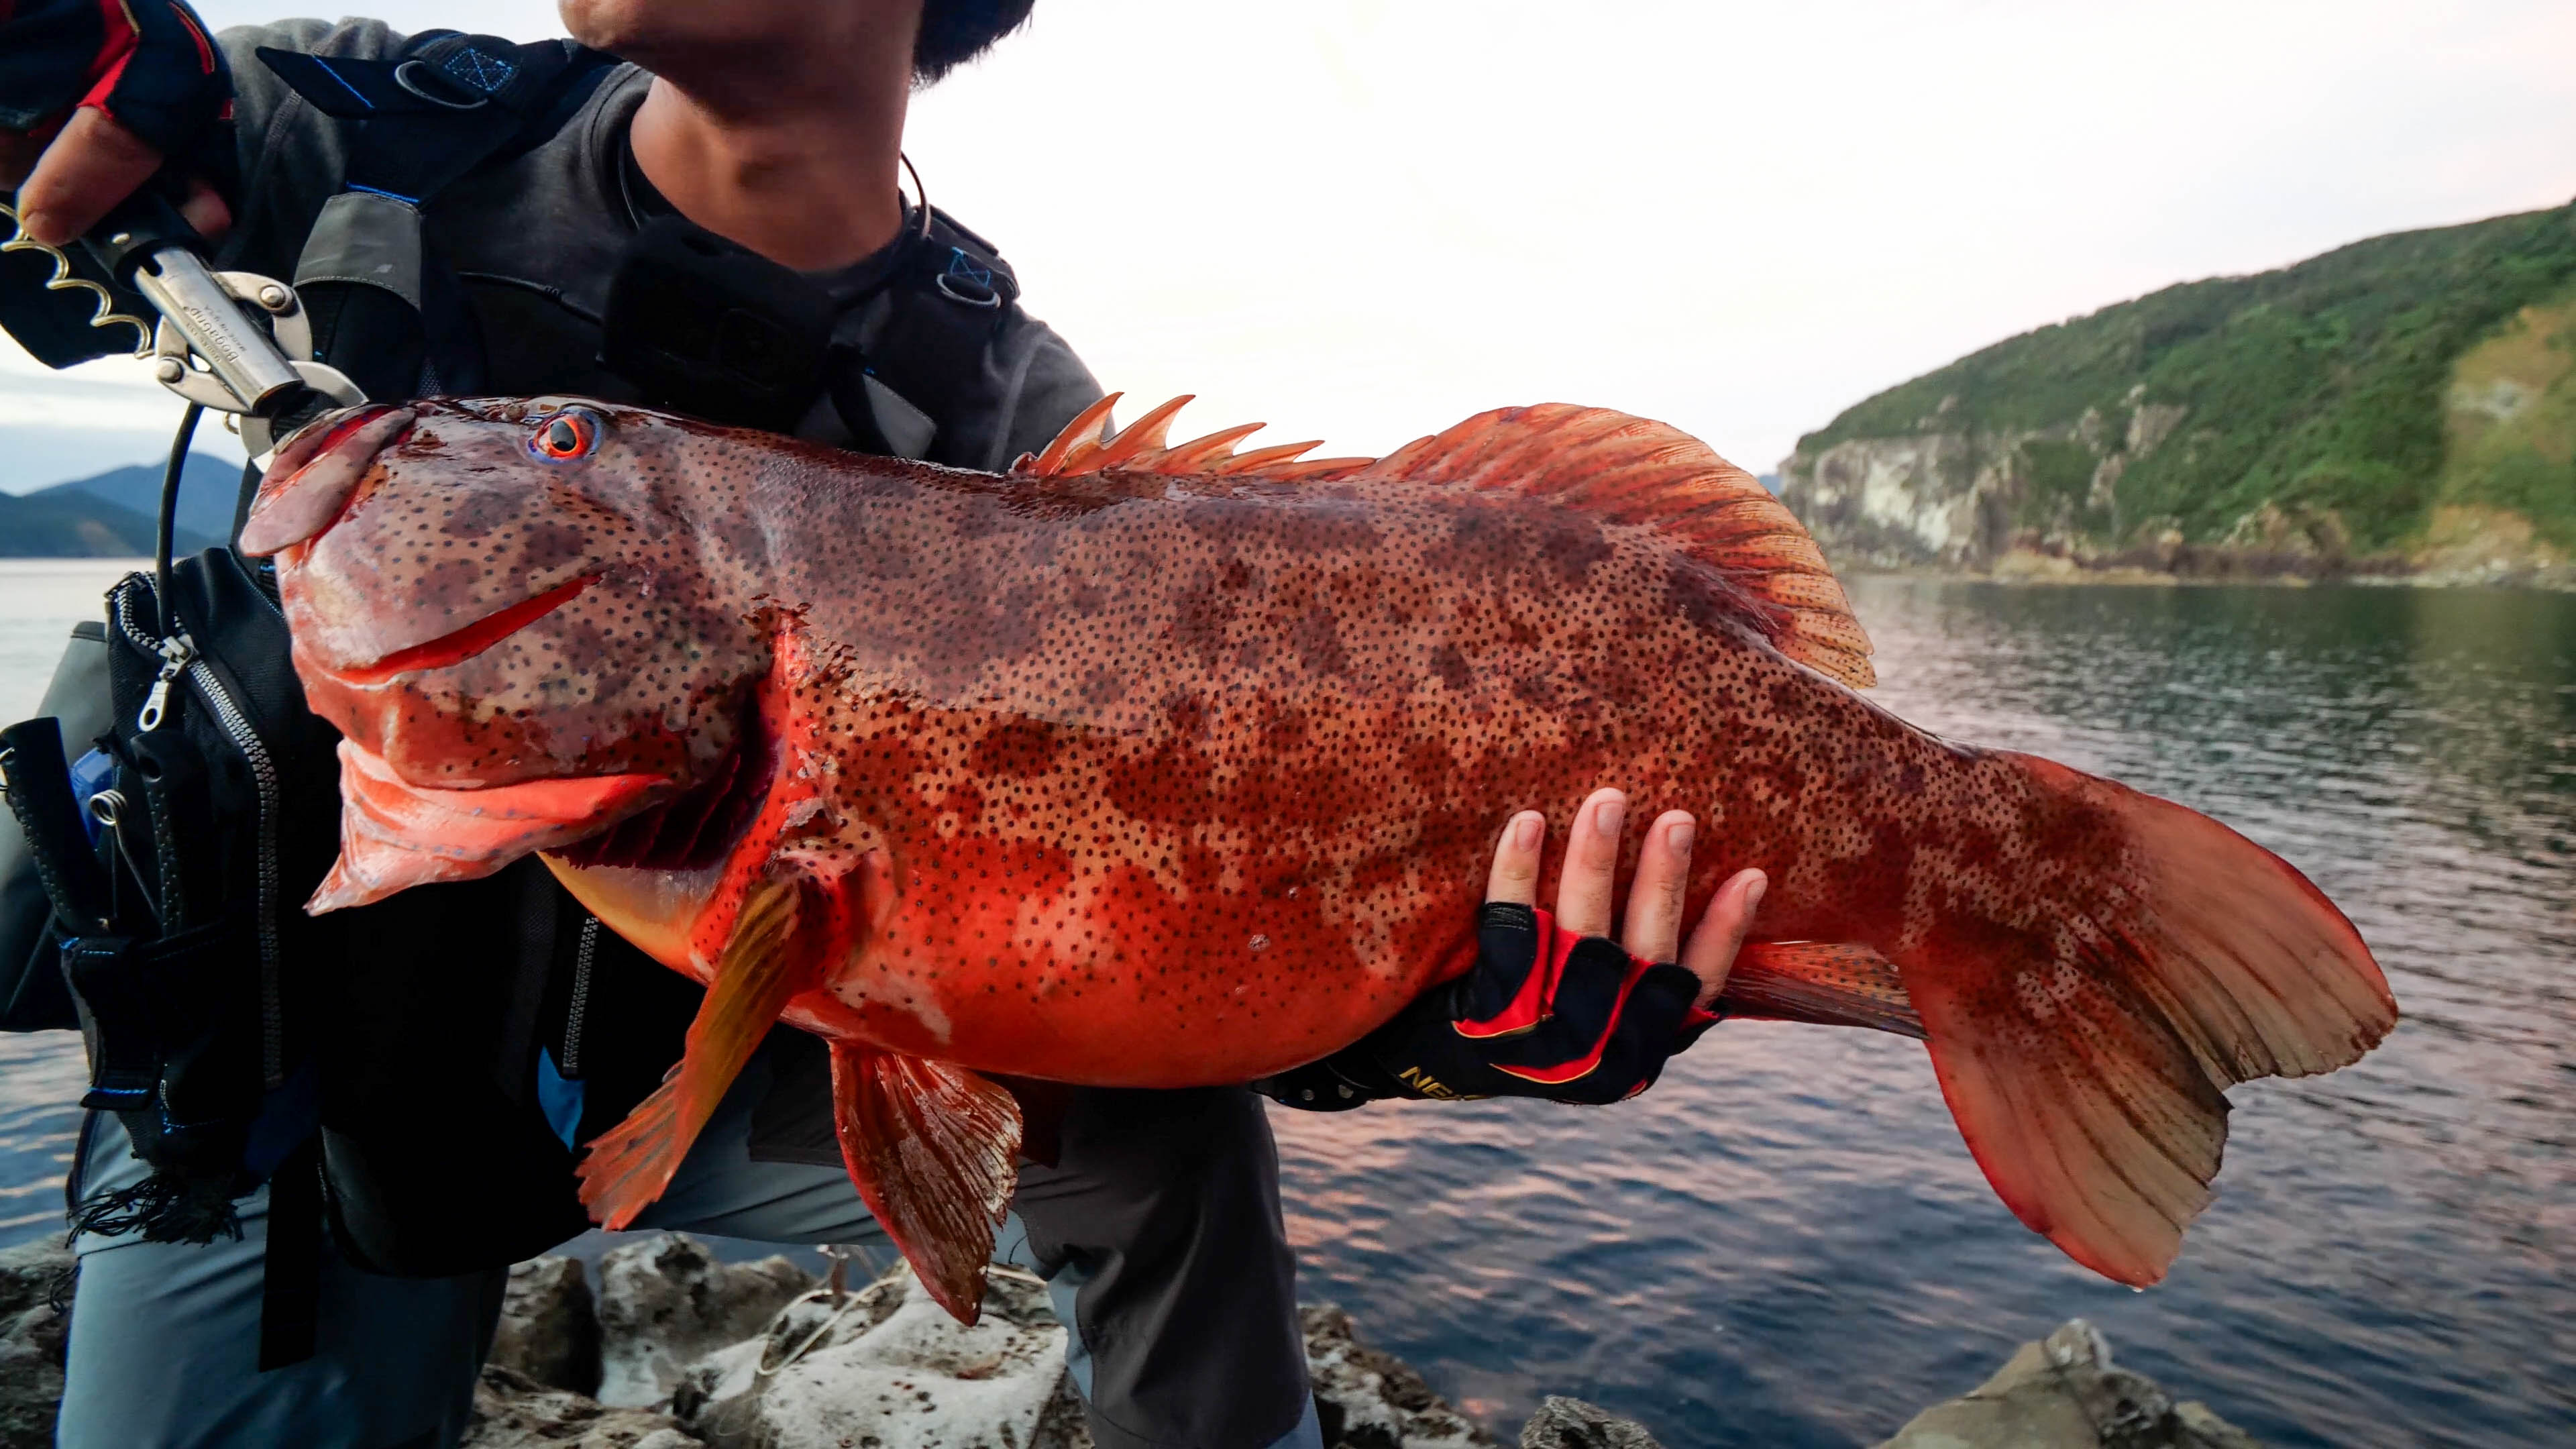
left=1020, top=393, right=1120, bottom=476
left=1014, top=394, right=1375, bottom=482
left=1087, top=394, right=1192, bottom=468
left=1352, top=404, right=1876, bottom=688
left=1158, top=422, right=1268, bottom=472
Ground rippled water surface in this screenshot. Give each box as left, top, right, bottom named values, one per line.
left=1271, top=578, right=2573, bottom=1448
left=1, top=566, right=2568, bottom=1446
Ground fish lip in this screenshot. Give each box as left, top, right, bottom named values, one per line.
left=307, top=739, right=674, bottom=913
left=328, top=573, right=600, bottom=686
left=239, top=404, right=420, bottom=558
left=267, top=401, right=405, bottom=478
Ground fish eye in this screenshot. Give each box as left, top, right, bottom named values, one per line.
left=529, top=407, right=604, bottom=462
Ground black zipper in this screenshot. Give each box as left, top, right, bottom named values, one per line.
left=116, top=574, right=288, bottom=1088
left=559, top=915, right=600, bottom=1077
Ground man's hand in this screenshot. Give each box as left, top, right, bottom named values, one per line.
left=1256, top=789, right=1766, bottom=1110
left=0, top=0, right=233, bottom=246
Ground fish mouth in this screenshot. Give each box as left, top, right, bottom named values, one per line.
left=309, top=741, right=674, bottom=912
left=309, top=700, right=771, bottom=912
left=550, top=702, right=774, bottom=874
left=333, top=574, right=600, bottom=686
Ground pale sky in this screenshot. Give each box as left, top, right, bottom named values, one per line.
left=5, top=0, right=2572, bottom=491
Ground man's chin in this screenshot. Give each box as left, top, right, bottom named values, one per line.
left=555, top=1, right=789, bottom=71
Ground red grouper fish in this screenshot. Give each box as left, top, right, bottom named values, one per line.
left=239, top=393, right=2397, bottom=1320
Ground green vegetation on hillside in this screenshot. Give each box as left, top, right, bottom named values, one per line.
left=2438, top=284, right=2576, bottom=541
left=1796, top=200, right=2576, bottom=552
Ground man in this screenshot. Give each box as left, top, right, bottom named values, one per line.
left=0, top=3, right=1766, bottom=1446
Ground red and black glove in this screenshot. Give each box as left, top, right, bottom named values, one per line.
left=1256, top=902, right=1723, bottom=1110
left=0, top=0, right=230, bottom=158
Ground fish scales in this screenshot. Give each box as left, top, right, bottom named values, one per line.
left=241, top=394, right=2396, bottom=1317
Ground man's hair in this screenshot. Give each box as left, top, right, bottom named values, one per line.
left=916, top=0, right=1036, bottom=82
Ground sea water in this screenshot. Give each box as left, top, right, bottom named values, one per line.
left=1, top=562, right=2567, bottom=1447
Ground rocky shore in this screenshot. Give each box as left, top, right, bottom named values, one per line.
left=0, top=1234, right=2265, bottom=1448
left=1777, top=429, right=2575, bottom=592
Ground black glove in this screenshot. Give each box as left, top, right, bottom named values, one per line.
left=0, top=0, right=231, bottom=157
left=1256, top=902, right=1723, bottom=1110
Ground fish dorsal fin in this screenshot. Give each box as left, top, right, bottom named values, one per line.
left=1014, top=392, right=1375, bottom=483
left=1018, top=396, right=1870, bottom=686
left=1350, top=404, right=1874, bottom=687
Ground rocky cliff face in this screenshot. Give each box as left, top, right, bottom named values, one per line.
left=1778, top=394, right=2192, bottom=573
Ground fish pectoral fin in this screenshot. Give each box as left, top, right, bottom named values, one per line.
left=576, top=876, right=814, bottom=1229
left=1719, top=941, right=1925, bottom=1039
left=827, top=1042, right=1022, bottom=1326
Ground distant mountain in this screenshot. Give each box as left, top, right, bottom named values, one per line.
left=1780, top=199, right=2576, bottom=584
left=29, top=451, right=243, bottom=545
left=0, top=487, right=219, bottom=557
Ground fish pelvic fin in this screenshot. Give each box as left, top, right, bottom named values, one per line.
left=1899, top=753, right=2397, bottom=1287
left=1354, top=404, right=1873, bottom=687
left=827, top=1042, right=1023, bottom=1326
left=576, top=876, right=815, bottom=1229
left=1720, top=941, right=1925, bottom=1038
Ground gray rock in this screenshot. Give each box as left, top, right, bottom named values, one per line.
left=0, top=1237, right=72, bottom=1449
left=1301, top=1303, right=1496, bottom=1449
left=596, top=1234, right=813, bottom=1408
left=1877, top=1320, right=2262, bottom=1449
left=492, top=1255, right=602, bottom=1395
left=670, top=1259, right=1081, bottom=1449
left=1519, top=1397, right=1662, bottom=1449
left=464, top=1363, right=703, bottom=1449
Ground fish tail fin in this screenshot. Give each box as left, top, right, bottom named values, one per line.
left=1895, top=753, right=2396, bottom=1287
left=576, top=877, right=812, bottom=1229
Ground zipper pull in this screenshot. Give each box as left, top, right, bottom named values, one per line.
left=138, top=634, right=196, bottom=733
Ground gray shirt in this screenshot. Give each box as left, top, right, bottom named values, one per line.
left=212, top=19, right=1104, bottom=472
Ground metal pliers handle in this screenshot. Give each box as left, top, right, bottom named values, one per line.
left=3, top=187, right=364, bottom=455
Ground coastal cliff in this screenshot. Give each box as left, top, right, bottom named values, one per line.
left=1780, top=200, right=2576, bottom=586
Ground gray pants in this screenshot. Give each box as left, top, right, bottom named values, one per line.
left=60, top=1042, right=1320, bottom=1449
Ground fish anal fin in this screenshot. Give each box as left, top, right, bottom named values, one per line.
left=828, top=1042, right=1022, bottom=1324
left=1721, top=941, right=1924, bottom=1038
left=576, top=876, right=814, bottom=1229
left=1353, top=405, right=1876, bottom=688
